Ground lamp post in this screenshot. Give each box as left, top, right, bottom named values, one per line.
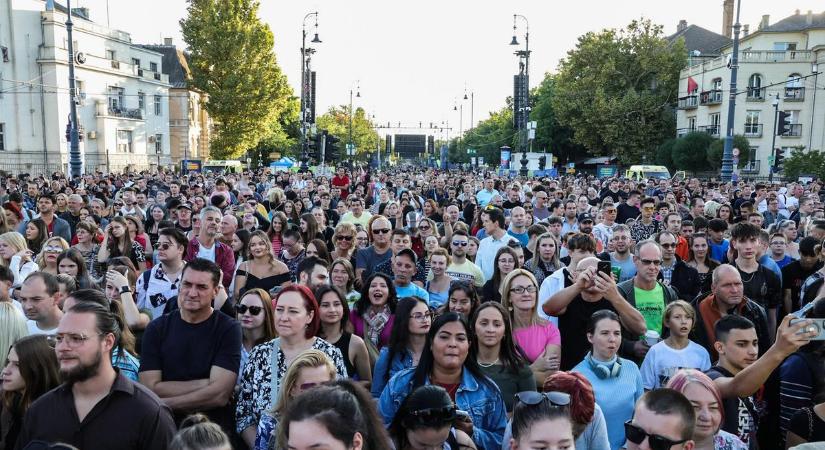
left=809, top=62, right=819, bottom=150
left=769, top=94, right=780, bottom=183
left=510, top=14, right=531, bottom=177
left=349, top=80, right=360, bottom=161
left=721, top=0, right=741, bottom=182
left=66, top=0, right=81, bottom=177
left=300, top=12, right=321, bottom=172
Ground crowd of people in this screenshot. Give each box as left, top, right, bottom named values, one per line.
left=0, top=166, right=823, bottom=450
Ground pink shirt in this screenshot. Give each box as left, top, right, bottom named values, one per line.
left=513, top=321, right=561, bottom=363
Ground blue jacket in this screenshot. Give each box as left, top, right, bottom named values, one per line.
left=379, top=367, right=507, bottom=450
left=371, top=347, right=414, bottom=398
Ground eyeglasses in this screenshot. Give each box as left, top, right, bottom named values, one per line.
left=638, top=258, right=662, bottom=266
left=54, top=332, right=103, bottom=348
left=452, top=240, right=469, bottom=247
left=157, top=242, right=177, bottom=250
left=372, top=228, right=391, bottom=234
left=418, top=225, right=431, bottom=231
left=514, top=391, right=571, bottom=407
left=509, top=285, right=537, bottom=294
left=642, top=206, right=655, bottom=211
left=624, top=421, right=688, bottom=450
left=235, top=304, right=263, bottom=316
left=410, top=311, right=434, bottom=322
left=659, top=243, right=677, bottom=249
left=44, top=246, right=64, bottom=253
left=336, top=235, right=354, bottom=241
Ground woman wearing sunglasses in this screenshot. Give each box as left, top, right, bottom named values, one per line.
left=389, top=385, right=477, bottom=450
left=331, top=223, right=358, bottom=266
left=34, top=236, right=69, bottom=275
left=509, top=391, right=576, bottom=450
left=572, top=309, right=643, bottom=450
left=371, top=297, right=431, bottom=398
left=379, top=312, right=507, bottom=450
left=236, top=288, right=277, bottom=384
left=665, top=369, right=746, bottom=450
left=254, top=349, right=338, bottom=450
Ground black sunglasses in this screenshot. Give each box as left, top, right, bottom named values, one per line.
left=407, top=405, right=457, bottom=424
left=624, top=421, right=688, bottom=450
left=514, top=391, right=571, bottom=407
left=235, top=304, right=263, bottom=316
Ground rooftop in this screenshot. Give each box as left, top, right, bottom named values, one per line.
left=138, top=45, right=191, bottom=88
left=667, top=22, right=731, bottom=56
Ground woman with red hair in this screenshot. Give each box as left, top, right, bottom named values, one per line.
left=503, top=371, right=611, bottom=450
left=235, top=284, right=349, bottom=448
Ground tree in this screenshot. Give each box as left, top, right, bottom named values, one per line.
left=316, top=106, right=381, bottom=162
left=530, top=74, right=587, bottom=164
left=671, top=132, right=714, bottom=172
left=655, top=138, right=676, bottom=170
left=706, top=135, right=750, bottom=169
left=462, top=105, right=518, bottom=167
left=783, top=147, right=825, bottom=180
left=552, top=18, right=686, bottom=164
left=181, top=0, right=294, bottom=159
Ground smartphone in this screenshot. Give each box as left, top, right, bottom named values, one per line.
left=597, top=261, right=612, bottom=277
left=455, top=410, right=471, bottom=421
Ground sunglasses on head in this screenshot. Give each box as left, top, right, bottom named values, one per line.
left=407, top=405, right=457, bottom=424
left=514, top=391, right=570, bottom=407
left=624, top=421, right=688, bottom=450
left=235, top=304, right=262, bottom=316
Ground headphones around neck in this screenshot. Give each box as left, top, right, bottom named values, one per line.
left=586, top=351, right=622, bottom=379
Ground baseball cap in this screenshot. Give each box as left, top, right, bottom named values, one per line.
left=578, top=213, right=594, bottom=223
left=397, top=248, right=418, bottom=263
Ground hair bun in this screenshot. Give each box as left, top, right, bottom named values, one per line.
left=179, top=413, right=211, bottom=429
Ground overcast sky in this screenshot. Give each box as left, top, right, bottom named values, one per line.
left=74, top=0, right=823, bottom=137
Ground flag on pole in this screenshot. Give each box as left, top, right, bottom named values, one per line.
left=687, top=77, right=698, bottom=93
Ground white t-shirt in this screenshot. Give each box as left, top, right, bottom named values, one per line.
left=197, top=242, right=217, bottom=262
left=27, top=320, right=58, bottom=336
left=640, top=340, right=711, bottom=390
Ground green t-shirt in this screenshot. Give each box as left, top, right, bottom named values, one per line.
left=634, top=283, right=665, bottom=336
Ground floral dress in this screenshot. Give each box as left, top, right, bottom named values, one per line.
left=714, top=430, right=748, bottom=450
left=234, top=337, right=348, bottom=434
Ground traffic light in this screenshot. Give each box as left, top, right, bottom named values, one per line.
left=308, top=131, right=321, bottom=160
left=777, top=111, right=792, bottom=136
left=325, top=133, right=340, bottom=163
left=538, top=155, right=546, bottom=171
left=773, top=148, right=785, bottom=172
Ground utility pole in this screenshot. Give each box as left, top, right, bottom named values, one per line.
left=66, top=0, right=82, bottom=177
left=769, top=94, right=779, bottom=183
left=299, top=12, right=320, bottom=172
left=720, top=0, right=741, bottom=182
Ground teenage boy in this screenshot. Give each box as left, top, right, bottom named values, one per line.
left=629, top=197, right=662, bottom=242
left=707, top=218, right=730, bottom=263
left=729, top=223, right=782, bottom=341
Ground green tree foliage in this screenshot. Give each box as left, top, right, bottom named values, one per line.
left=783, top=147, right=825, bottom=180
left=552, top=19, right=686, bottom=164
left=672, top=132, right=714, bottom=172
left=316, top=106, right=381, bottom=161
left=251, top=96, right=300, bottom=164
left=462, top=105, right=518, bottom=167
left=181, top=0, right=294, bottom=159
left=655, top=138, right=676, bottom=169
left=706, top=135, right=750, bottom=169
left=530, top=74, right=585, bottom=164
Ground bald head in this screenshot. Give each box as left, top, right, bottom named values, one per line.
left=576, top=256, right=602, bottom=272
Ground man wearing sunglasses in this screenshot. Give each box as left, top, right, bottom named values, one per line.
left=445, top=230, right=485, bottom=288
left=136, top=227, right=189, bottom=325
left=654, top=231, right=699, bottom=301
left=625, top=388, right=695, bottom=450
left=355, top=216, right=393, bottom=282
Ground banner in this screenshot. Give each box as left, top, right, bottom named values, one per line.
left=500, top=149, right=510, bottom=169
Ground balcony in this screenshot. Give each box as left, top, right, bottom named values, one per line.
left=785, top=87, right=805, bottom=101
left=741, top=160, right=760, bottom=173
left=678, top=95, right=698, bottom=109
left=106, top=106, right=143, bottom=120
left=699, top=125, right=721, bottom=137
left=110, top=60, right=120, bottom=69
left=780, top=124, right=803, bottom=137
left=676, top=127, right=696, bottom=137
left=743, top=124, right=763, bottom=138
left=746, top=87, right=766, bottom=101
left=739, top=49, right=813, bottom=63
left=700, top=90, right=723, bottom=105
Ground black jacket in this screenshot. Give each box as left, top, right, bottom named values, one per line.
left=661, top=258, right=700, bottom=301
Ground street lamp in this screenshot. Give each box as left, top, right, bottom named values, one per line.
left=769, top=94, right=780, bottom=183
left=810, top=62, right=819, bottom=150
left=300, top=12, right=321, bottom=172
left=510, top=14, right=531, bottom=177
left=721, top=0, right=741, bottom=182
left=66, top=0, right=82, bottom=177
left=349, top=80, right=360, bottom=162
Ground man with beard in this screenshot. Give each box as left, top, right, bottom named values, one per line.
left=609, top=225, right=636, bottom=283
left=17, top=194, right=71, bottom=242
left=185, top=206, right=235, bottom=290
left=445, top=230, right=485, bottom=287
left=17, top=300, right=176, bottom=449
left=577, top=213, right=602, bottom=253
left=139, top=258, right=241, bottom=436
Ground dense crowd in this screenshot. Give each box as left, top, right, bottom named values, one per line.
left=0, top=166, right=823, bottom=450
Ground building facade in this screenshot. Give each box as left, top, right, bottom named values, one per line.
left=675, top=10, right=825, bottom=177
left=140, top=42, right=211, bottom=168
left=0, top=0, right=171, bottom=175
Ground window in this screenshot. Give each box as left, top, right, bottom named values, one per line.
left=154, top=95, right=162, bottom=115
left=138, top=92, right=145, bottom=110
left=106, top=49, right=116, bottom=60
left=711, top=78, right=723, bottom=91
left=784, top=110, right=800, bottom=123
left=155, top=134, right=163, bottom=154
left=107, top=86, right=125, bottom=111
left=787, top=74, right=803, bottom=88
left=687, top=116, right=696, bottom=131
left=149, top=62, right=158, bottom=72
left=0, top=123, right=5, bottom=151
left=747, top=74, right=764, bottom=99
left=131, top=58, right=141, bottom=68
left=74, top=80, right=85, bottom=105
left=116, top=130, right=133, bottom=153
left=745, top=111, right=761, bottom=135
left=1, top=46, right=8, bottom=62
left=774, top=42, right=797, bottom=51
left=709, top=113, right=721, bottom=127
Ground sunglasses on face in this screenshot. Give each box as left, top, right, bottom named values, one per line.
left=44, top=246, right=64, bottom=253
left=372, top=228, right=391, bottom=234
left=157, top=242, right=177, bottom=250
left=235, top=304, right=263, bottom=316
left=452, top=241, right=468, bottom=247
left=624, top=421, right=688, bottom=450
left=336, top=235, right=354, bottom=241
left=639, top=258, right=662, bottom=266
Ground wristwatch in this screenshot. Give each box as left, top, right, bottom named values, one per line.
left=119, top=286, right=132, bottom=295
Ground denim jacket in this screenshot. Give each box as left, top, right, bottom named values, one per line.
left=378, top=367, right=507, bottom=450
left=371, top=348, right=414, bottom=398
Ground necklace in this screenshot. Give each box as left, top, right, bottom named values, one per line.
left=477, top=358, right=500, bottom=368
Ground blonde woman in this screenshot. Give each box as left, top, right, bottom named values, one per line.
left=252, top=349, right=338, bottom=450
left=233, top=230, right=291, bottom=299
left=0, top=206, right=9, bottom=234
left=0, top=302, right=28, bottom=364
left=331, top=222, right=357, bottom=262
left=0, top=232, right=38, bottom=288
left=500, top=269, right=561, bottom=387
left=34, top=236, right=69, bottom=275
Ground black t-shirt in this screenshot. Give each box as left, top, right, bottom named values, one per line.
left=140, top=309, right=242, bottom=432
left=706, top=365, right=759, bottom=449
left=502, top=200, right=522, bottom=210
left=781, top=260, right=823, bottom=312
left=737, top=264, right=782, bottom=310
left=788, top=407, right=825, bottom=442
left=558, top=294, right=616, bottom=371
left=616, top=203, right=640, bottom=225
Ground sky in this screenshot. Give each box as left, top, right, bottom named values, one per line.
left=73, top=0, right=824, bottom=138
